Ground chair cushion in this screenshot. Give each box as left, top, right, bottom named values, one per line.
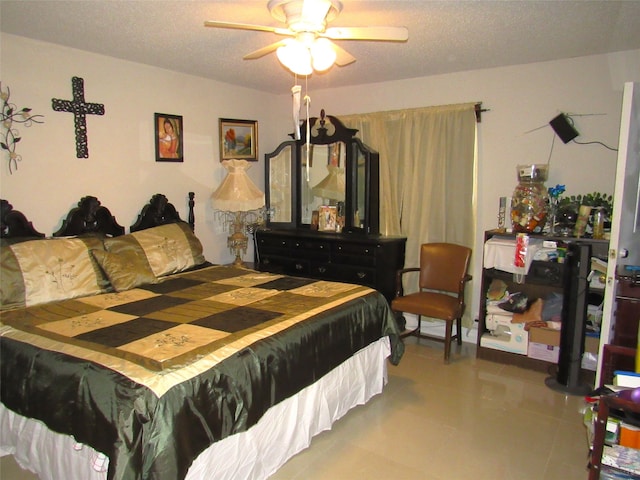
left=391, top=291, right=461, bottom=321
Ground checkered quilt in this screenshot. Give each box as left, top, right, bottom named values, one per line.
left=1, top=265, right=402, bottom=480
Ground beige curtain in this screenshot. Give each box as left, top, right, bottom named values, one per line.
left=341, top=103, right=477, bottom=325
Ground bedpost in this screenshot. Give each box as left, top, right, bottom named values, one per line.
left=188, top=192, right=195, bottom=232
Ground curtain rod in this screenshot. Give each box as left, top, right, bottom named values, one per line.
left=475, top=102, right=489, bottom=123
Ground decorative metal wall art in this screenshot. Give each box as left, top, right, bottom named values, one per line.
left=52, top=77, right=105, bottom=158
left=1, top=82, right=44, bottom=174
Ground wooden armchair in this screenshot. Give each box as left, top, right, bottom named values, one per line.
left=391, top=242, right=472, bottom=363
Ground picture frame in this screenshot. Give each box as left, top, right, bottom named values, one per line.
left=318, top=205, right=337, bottom=232
left=310, top=210, right=319, bottom=230
left=155, top=113, right=183, bottom=162
left=219, top=118, right=258, bottom=162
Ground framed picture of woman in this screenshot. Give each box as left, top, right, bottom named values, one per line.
left=155, top=113, right=183, bottom=162
left=219, top=118, right=258, bottom=161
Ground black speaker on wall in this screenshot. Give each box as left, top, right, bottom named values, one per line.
left=549, top=113, right=579, bottom=144
left=545, top=241, right=592, bottom=395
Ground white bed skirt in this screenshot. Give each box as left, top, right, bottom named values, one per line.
left=1, top=336, right=390, bottom=480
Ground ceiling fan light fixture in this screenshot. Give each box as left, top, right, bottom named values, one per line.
left=310, top=38, right=336, bottom=71
left=277, top=39, right=313, bottom=75
left=268, top=0, right=343, bottom=31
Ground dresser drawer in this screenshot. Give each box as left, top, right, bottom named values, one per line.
left=260, top=255, right=310, bottom=276
left=334, top=242, right=378, bottom=267
left=291, top=238, right=331, bottom=259
left=257, top=236, right=292, bottom=250
left=312, top=263, right=376, bottom=287
left=258, top=236, right=330, bottom=261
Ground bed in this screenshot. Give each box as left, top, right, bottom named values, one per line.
left=0, top=193, right=403, bottom=480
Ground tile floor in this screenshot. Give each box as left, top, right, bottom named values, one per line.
left=0, top=337, right=593, bottom=480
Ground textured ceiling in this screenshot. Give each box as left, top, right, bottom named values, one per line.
left=1, top=0, right=639, bottom=94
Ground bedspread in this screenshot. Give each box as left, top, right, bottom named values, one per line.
left=1, top=265, right=403, bottom=480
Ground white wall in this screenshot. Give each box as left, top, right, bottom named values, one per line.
left=0, top=33, right=282, bottom=264
left=2, top=32, right=639, bottom=321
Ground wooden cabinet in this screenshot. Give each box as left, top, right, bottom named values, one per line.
left=255, top=229, right=406, bottom=303
left=612, top=266, right=640, bottom=349
left=589, top=391, right=640, bottom=479
left=477, top=230, right=608, bottom=372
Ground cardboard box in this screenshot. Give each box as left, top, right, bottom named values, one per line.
left=527, top=326, right=560, bottom=362
left=527, top=326, right=600, bottom=366
left=585, top=334, right=599, bottom=354
left=528, top=342, right=560, bottom=363
left=528, top=326, right=560, bottom=346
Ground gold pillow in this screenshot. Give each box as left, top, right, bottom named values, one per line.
left=103, top=223, right=205, bottom=279
left=91, top=248, right=157, bottom=292
left=0, top=236, right=109, bottom=310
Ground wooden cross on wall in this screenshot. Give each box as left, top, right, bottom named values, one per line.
left=52, top=77, right=105, bottom=158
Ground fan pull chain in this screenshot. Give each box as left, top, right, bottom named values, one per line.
left=291, top=84, right=301, bottom=140
left=304, top=91, right=311, bottom=182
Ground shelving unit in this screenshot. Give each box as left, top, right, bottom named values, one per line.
left=476, top=230, right=609, bottom=373
left=589, top=393, right=640, bottom=479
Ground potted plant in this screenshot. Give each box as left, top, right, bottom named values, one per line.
left=558, top=192, right=613, bottom=237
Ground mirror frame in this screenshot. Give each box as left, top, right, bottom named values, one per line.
left=264, top=140, right=297, bottom=229
left=265, top=111, right=380, bottom=235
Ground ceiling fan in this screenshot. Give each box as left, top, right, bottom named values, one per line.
left=204, top=0, right=408, bottom=75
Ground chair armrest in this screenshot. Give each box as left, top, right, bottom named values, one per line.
left=395, top=267, right=420, bottom=299
left=456, top=274, right=473, bottom=301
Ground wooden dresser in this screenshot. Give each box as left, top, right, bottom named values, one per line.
left=254, top=229, right=406, bottom=303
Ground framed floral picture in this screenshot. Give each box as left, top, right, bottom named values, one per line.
left=219, top=118, right=258, bottom=161
left=155, top=113, right=183, bottom=162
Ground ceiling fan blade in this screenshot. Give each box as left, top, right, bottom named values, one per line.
left=323, top=26, right=409, bottom=42
left=331, top=43, right=356, bottom=67
left=243, top=41, right=287, bottom=60
left=204, top=20, right=292, bottom=36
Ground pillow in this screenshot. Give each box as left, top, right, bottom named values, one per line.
left=91, top=248, right=157, bottom=292
left=0, top=236, right=110, bottom=310
left=102, top=222, right=206, bottom=280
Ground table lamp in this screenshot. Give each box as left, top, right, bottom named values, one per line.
left=211, top=159, right=265, bottom=266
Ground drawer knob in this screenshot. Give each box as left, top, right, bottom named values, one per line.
left=282, top=241, right=286, bottom=246
left=295, top=263, right=303, bottom=270
left=365, top=249, right=370, bottom=254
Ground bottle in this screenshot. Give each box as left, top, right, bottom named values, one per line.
left=593, top=207, right=605, bottom=239
left=510, top=164, right=549, bottom=233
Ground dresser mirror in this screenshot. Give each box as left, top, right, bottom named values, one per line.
left=265, top=140, right=296, bottom=228
left=265, top=110, right=379, bottom=234
left=300, top=142, right=346, bottom=225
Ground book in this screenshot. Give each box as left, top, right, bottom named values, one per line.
left=614, top=371, right=640, bottom=389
